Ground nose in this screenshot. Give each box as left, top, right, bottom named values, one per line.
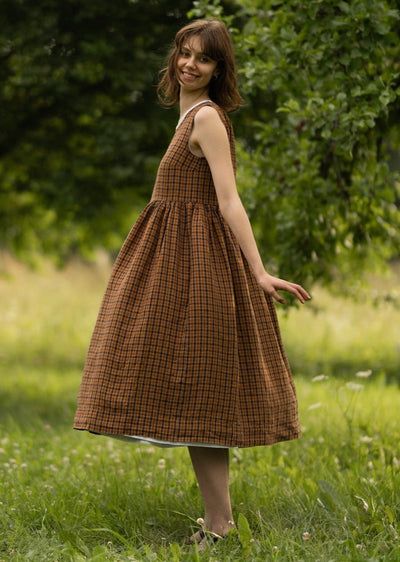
left=185, top=56, right=197, bottom=69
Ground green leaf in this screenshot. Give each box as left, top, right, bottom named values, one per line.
left=238, top=513, right=253, bottom=550
left=169, top=542, right=182, bottom=561
left=385, top=506, right=395, bottom=524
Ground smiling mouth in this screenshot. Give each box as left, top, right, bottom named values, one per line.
left=181, top=71, right=199, bottom=79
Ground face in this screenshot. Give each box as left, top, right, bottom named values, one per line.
left=176, top=35, right=218, bottom=94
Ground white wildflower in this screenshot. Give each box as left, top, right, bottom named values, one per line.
left=359, top=436, right=374, bottom=443
left=355, top=370, right=372, bottom=378
left=345, top=382, right=364, bottom=391
left=312, top=374, right=329, bottom=382
left=307, top=402, right=322, bottom=411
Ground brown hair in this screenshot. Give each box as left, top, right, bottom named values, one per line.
left=157, top=19, right=242, bottom=113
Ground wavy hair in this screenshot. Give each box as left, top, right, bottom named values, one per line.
left=157, top=19, right=242, bottom=113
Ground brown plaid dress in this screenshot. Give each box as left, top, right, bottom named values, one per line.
left=74, top=101, right=301, bottom=448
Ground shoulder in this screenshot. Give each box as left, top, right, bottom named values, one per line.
left=194, top=105, right=221, bottom=123
left=194, top=104, right=231, bottom=132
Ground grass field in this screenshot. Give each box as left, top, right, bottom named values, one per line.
left=0, top=254, right=399, bottom=561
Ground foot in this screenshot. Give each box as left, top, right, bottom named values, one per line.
left=189, top=517, right=236, bottom=545
left=188, top=518, right=206, bottom=544
left=197, top=532, right=222, bottom=553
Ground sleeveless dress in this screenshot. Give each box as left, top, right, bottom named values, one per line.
left=73, top=100, right=301, bottom=448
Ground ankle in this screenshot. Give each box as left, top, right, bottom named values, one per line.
left=205, top=517, right=236, bottom=537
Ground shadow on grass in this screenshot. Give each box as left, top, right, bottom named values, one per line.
left=0, top=393, right=76, bottom=431
left=0, top=364, right=80, bottom=430
left=0, top=351, right=85, bottom=372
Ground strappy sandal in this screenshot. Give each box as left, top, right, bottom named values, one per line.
left=189, top=517, right=236, bottom=549
left=197, top=529, right=225, bottom=552
left=188, top=517, right=206, bottom=544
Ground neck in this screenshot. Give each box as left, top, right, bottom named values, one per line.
left=179, top=89, right=210, bottom=116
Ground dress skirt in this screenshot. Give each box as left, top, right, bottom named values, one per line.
left=73, top=101, right=301, bottom=448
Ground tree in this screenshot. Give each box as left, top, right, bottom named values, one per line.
left=191, top=0, right=400, bottom=292
left=2, top=0, right=400, bottom=294
left=0, top=0, right=192, bottom=262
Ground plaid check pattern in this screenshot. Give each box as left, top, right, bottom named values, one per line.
left=74, top=102, right=301, bottom=447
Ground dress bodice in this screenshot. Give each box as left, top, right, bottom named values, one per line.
left=151, top=101, right=236, bottom=205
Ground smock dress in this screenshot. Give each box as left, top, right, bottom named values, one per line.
left=74, top=100, right=301, bottom=448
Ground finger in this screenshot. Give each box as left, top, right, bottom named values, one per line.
left=292, top=287, right=307, bottom=304
left=297, top=286, right=311, bottom=302
left=291, top=283, right=311, bottom=300
left=285, top=283, right=311, bottom=303
left=271, top=290, right=286, bottom=304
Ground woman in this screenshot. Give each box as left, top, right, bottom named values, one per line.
left=74, top=18, right=311, bottom=549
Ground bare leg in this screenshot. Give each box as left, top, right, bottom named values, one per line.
left=188, top=446, right=235, bottom=538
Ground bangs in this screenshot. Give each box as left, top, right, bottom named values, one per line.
left=177, top=28, right=223, bottom=62
left=158, top=19, right=242, bottom=112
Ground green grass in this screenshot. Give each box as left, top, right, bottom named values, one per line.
left=278, top=262, right=400, bottom=382
left=0, top=254, right=399, bottom=561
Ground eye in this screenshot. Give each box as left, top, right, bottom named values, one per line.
left=181, top=50, right=190, bottom=58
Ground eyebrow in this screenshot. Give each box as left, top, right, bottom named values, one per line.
left=182, top=43, right=209, bottom=57
left=182, top=44, right=210, bottom=57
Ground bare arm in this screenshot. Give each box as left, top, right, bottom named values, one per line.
left=191, top=107, right=310, bottom=304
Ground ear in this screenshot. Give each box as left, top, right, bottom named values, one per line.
left=213, top=65, right=221, bottom=78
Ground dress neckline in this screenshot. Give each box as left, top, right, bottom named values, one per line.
left=176, top=99, right=212, bottom=129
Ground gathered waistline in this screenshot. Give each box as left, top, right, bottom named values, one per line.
left=150, top=198, right=220, bottom=208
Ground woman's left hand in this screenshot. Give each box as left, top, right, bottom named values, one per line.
left=257, top=273, right=311, bottom=305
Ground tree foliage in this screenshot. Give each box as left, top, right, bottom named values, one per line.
left=0, top=0, right=192, bottom=262
left=1, top=0, right=400, bottom=292
left=192, top=0, right=400, bottom=290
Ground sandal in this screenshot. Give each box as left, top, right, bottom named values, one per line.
left=189, top=517, right=236, bottom=548
left=188, top=517, right=206, bottom=544
left=197, top=530, right=226, bottom=552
